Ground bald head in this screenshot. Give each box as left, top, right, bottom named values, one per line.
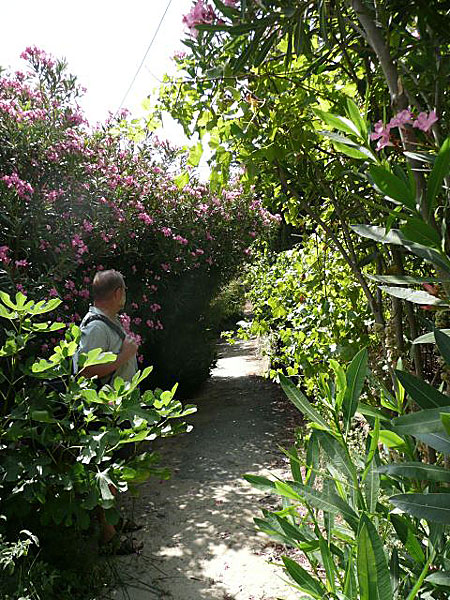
left=92, top=270, right=125, bottom=302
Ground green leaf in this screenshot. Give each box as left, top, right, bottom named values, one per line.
left=343, top=348, right=368, bottom=432
left=425, top=571, right=450, bottom=587
left=282, top=556, right=326, bottom=598
left=370, top=165, right=416, bottom=211
left=187, top=142, right=203, bottom=167
left=314, top=109, right=361, bottom=137
left=316, top=430, right=355, bottom=482
left=174, top=171, right=189, bottom=189
left=378, top=430, right=407, bottom=449
left=352, top=225, right=450, bottom=274
left=413, top=329, right=450, bottom=344
left=401, top=218, right=441, bottom=248
left=390, top=514, right=425, bottom=564
left=395, top=370, right=450, bottom=409
left=244, top=474, right=276, bottom=492
left=332, top=141, right=375, bottom=161
left=368, top=274, right=444, bottom=285
left=380, top=286, right=448, bottom=307
left=31, top=410, right=56, bottom=423
left=435, top=329, right=450, bottom=365
left=319, top=537, right=336, bottom=593
left=292, top=482, right=359, bottom=532
left=390, top=493, right=450, bottom=524
left=279, top=374, right=328, bottom=429
left=364, top=461, right=380, bottom=514
left=427, top=137, right=450, bottom=213
left=414, top=432, right=450, bottom=455
left=79, top=348, right=117, bottom=368
left=357, top=514, right=393, bottom=600
left=393, top=406, right=450, bottom=436
left=346, top=97, right=368, bottom=138
left=380, top=462, right=450, bottom=483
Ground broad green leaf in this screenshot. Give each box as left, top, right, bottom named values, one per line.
left=378, top=430, right=407, bottom=449
left=79, top=348, right=117, bottom=368
left=174, top=171, right=189, bottom=189
left=440, top=413, right=450, bottom=436
left=244, top=474, right=276, bottom=492
left=413, top=329, right=450, bottom=344
left=357, top=403, right=391, bottom=423
left=0, top=291, right=16, bottom=309
left=333, top=141, right=375, bottom=161
left=346, top=97, right=368, bottom=138
left=343, top=348, right=368, bottom=432
left=274, top=481, right=302, bottom=501
left=380, top=462, right=450, bottom=483
left=370, top=165, right=416, bottom=211
left=187, top=142, right=203, bottom=167
left=352, top=225, right=450, bottom=274
left=427, top=137, right=450, bottom=213
left=364, top=461, right=380, bottom=514
left=425, top=571, right=450, bottom=587
left=282, top=556, right=326, bottom=598
left=401, top=218, right=441, bottom=248
left=435, top=329, right=450, bottom=365
left=319, top=537, right=336, bottom=593
left=28, top=298, right=62, bottom=315
left=415, top=432, right=450, bottom=455
left=390, top=493, right=450, bottom=524
left=314, top=109, right=360, bottom=137
left=393, top=406, right=450, bottom=435
left=291, top=481, right=359, bottom=532
left=357, top=514, right=393, bottom=600
left=279, top=374, right=328, bottom=429
left=316, top=430, right=355, bottom=482
left=368, top=274, right=443, bottom=285
left=31, top=410, right=56, bottom=423
left=380, top=286, right=448, bottom=307
left=95, top=470, right=115, bottom=502
left=395, top=370, right=450, bottom=409
left=390, top=514, right=425, bottom=565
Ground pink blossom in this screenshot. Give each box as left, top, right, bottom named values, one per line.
left=131, top=302, right=139, bottom=310
left=1, top=172, right=34, bottom=200
left=150, top=303, right=161, bottom=313
left=161, top=263, right=170, bottom=272
left=223, top=0, right=238, bottom=5
left=82, top=219, right=94, bottom=232
left=49, top=288, right=59, bottom=297
left=370, top=120, right=392, bottom=151
left=182, top=0, right=216, bottom=37
left=389, top=109, right=413, bottom=129
left=138, top=212, right=154, bottom=225
left=15, top=259, right=28, bottom=268
left=413, top=110, right=438, bottom=132
left=146, top=319, right=154, bottom=329
left=133, top=317, right=142, bottom=326
left=0, top=246, right=11, bottom=264
left=161, top=227, right=172, bottom=237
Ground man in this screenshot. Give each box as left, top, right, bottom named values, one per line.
left=74, top=269, right=138, bottom=383
left=74, top=269, right=140, bottom=548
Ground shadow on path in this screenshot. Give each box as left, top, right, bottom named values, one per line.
left=112, top=339, right=300, bottom=600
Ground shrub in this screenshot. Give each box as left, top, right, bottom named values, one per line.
left=231, top=239, right=373, bottom=392
left=0, top=47, right=278, bottom=389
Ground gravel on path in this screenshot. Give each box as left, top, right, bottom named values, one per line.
left=112, top=339, right=301, bottom=600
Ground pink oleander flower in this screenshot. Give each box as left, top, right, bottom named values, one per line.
left=1, top=172, right=34, bottom=200
left=161, top=263, right=170, bottom=272
left=0, top=245, right=11, bottom=264
left=223, top=0, right=238, bottom=5
left=182, top=0, right=216, bottom=38
left=389, top=109, right=413, bottom=129
left=49, top=287, right=59, bottom=297
left=413, top=110, right=438, bottom=132
left=82, top=219, right=94, bottom=232
left=138, top=212, right=154, bottom=225
left=150, top=303, right=161, bottom=313
left=370, top=120, right=392, bottom=151
left=161, top=227, right=172, bottom=237
left=15, top=259, right=28, bottom=268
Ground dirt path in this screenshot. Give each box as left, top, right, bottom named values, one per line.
left=112, top=339, right=300, bottom=600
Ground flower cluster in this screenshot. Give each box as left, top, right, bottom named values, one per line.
left=182, top=0, right=217, bottom=37
left=0, top=47, right=278, bottom=359
left=371, top=109, right=438, bottom=150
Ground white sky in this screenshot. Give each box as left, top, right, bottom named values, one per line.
left=0, top=0, right=193, bottom=138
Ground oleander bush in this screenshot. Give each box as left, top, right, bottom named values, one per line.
left=0, top=46, right=278, bottom=391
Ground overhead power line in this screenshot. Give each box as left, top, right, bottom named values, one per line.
left=116, top=0, right=174, bottom=114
